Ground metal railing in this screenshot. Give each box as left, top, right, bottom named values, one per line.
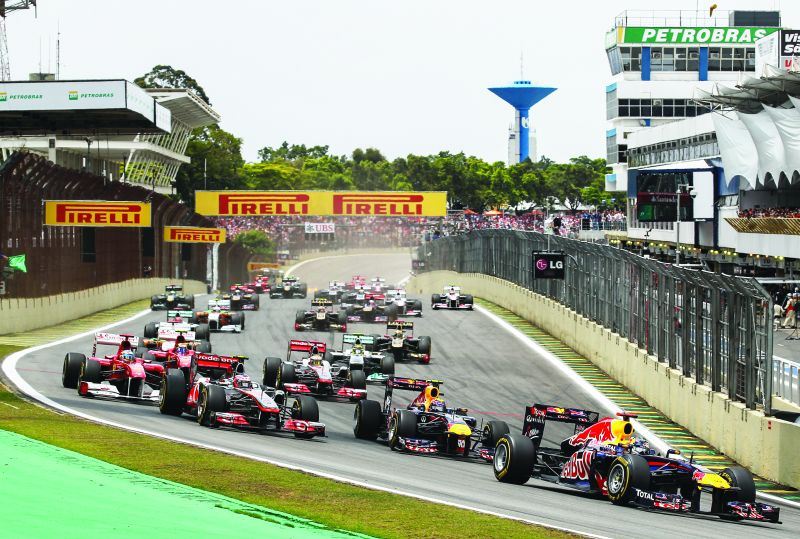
left=420, top=229, right=775, bottom=413
left=773, top=356, right=800, bottom=407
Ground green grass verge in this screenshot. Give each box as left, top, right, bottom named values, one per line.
left=0, top=345, right=572, bottom=539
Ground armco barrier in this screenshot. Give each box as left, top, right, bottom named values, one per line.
left=409, top=271, right=800, bottom=490
left=0, top=278, right=205, bottom=335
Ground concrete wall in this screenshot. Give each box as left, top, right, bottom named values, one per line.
left=410, top=271, right=800, bottom=490
left=0, top=279, right=206, bottom=335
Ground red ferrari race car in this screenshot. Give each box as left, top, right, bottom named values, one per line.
left=246, top=274, right=271, bottom=294
left=492, top=403, right=781, bottom=524
left=158, top=352, right=324, bottom=438
left=346, top=275, right=367, bottom=290
left=62, top=333, right=164, bottom=401
left=263, top=340, right=367, bottom=401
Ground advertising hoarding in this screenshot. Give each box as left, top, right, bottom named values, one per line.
left=163, top=226, right=226, bottom=243
left=619, top=26, right=777, bottom=45
left=44, top=201, right=152, bottom=227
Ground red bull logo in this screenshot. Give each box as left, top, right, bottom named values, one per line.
left=561, top=450, right=595, bottom=480
left=567, top=418, right=615, bottom=448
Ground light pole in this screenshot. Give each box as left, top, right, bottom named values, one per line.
left=675, top=183, right=693, bottom=265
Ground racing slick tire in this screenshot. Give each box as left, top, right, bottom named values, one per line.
left=150, top=295, right=160, bottom=310
left=385, top=304, right=399, bottom=322
left=144, top=322, right=158, bottom=339
left=493, top=433, right=535, bottom=484
left=79, top=358, right=102, bottom=384
left=464, top=295, right=474, bottom=309
left=251, top=295, right=260, bottom=310
left=412, top=299, right=423, bottom=313
left=185, top=295, right=195, bottom=308
left=348, top=369, right=367, bottom=391
left=194, top=323, right=210, bottom=341
left=198, top=384, right=226, bottom=427
left=189, top=312, right=199, bottom=324
left=368, top=334, right=382, bottom=352
left=719, top=466, right=756, bottom=503
left=431, top=293, right=441, bottom=309
left=262, top=356, right=282, bottom=387
left=295, top=310, right=307, bottom=327
left=606, top=454, right=651, bottom=505
left=354, top=399, right=382, bottom=440
left=299, top=283, right=308, bottom=299
left=388, top=409, right=418, bottom=450
left=159, top=368, right=187, bottom=416
left=417, top=336, right=432, bottom=361
left=278, top=362, right=297, bottom=389
left=483, top=420, right=510, bottom=447
left=292, top=394, right=320, bottom=422
left=346, top=305, right=357, bottom=317
left=62, top=353, right=85, bottom=389
left=337, top=311, right=347, bottom=328
left=380, top=355, right=395, bottom=376
left=231, top=312, right=245, bottom=330
left=196, top=340, right=212, bottom=354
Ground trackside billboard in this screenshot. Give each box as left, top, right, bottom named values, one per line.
left=619, top=26, right=777, bottom=45
left=44, top=201, right=151, bottom=227
left=195, top=191, right=448, bottom=217
left=163, top=226, right=226, bottom=243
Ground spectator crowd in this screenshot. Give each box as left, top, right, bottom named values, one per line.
left=738, top=207, right=800, bottom=218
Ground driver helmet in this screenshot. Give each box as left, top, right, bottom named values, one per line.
left=309, top=345, right=323, bottom=361
left=317, top=306, right=327, bottom=313
left=232, top=374, right=252, bottom=389
left=427, top=398, right=446, bottom=413
left=352, top=338, right=364, bottom=354
left=393, top=328, right=405, bottom=338
left=211, top=305, right=221, bottom=312
left=449, top=287, right=456, bottom=293
left=120, top=350, right=135, bottom=362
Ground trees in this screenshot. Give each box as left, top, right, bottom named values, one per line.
left=234, top=230, right=274, bottom=259
left=134, top=65, right=212, bottom=105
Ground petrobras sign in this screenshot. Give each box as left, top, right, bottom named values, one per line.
left=619, top=26, right=777, bottom=45
left=164, top=226, right=226, bottom=243
left=532, top=251, right=565, bottom=280
left=304, top=222, right=335, bottom=234
left=44, top=200, right=151, bottom=227
left=195, top=191, right=447, bottom=217
left=0, top=80, right=126, bottom=111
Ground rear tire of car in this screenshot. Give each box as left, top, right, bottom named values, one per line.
left=295, top=310, right=306, bottom=326
left=412, top=299, right=423, bottom=313
left=368, top=334, right=382, bottom=352
left=348, top=369, right=367, bottom=390
left=607, top=454, right=651, bottom=505
left=380, top=355, right=395, bottom=376
left=62, top=353, right=85, bottom=388
left=719, top=466, right=756, bottom=503
left=385, top=304, right=398, bottom=322
left=144, top=322, right=158, bottom=339
left=194, top=323, right=210, bottom=341
left=197, top=384, right=226, bottom=426
left=431, top=294, right=441, bottom=309
left=337, top=311, right=347, bottom=327
left=231, top=312, right=245, bottom=330
left=278, top=362, right=297, bottom=388
left=262, top=356, right=282, bottom=387
left=354, top=399, right=382, bottom=440
left=464, top=294, right=474, bottom=309
left=150, top=295, right=160, bottom=310
left=388, top=409, right=417, bottom=450
left=186, top=295, right=195, bottom=308
left=299, top=283, right=308, bottom=298
left=251, top=294, right=260, bottom=310
left=493, top=433, right=535, bottom=484
left=159, top=368, right=187, bottom=416
left=483, top=420, right=510, bottom=447
left=79, top=358, right=102, bottom=384
left=417, top=336, right=431, bottom=357
left=292, top=394, right=319, bottom=422
left=346, top=305, right=356, bottom=317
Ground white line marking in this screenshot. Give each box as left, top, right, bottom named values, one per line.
left=1, top=402, right=19, bottom=409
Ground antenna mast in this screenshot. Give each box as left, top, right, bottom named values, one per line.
left=0, top=1, right=38, bottom=81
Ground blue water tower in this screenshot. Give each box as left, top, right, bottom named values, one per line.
left=489, top=80, right=556, bottom=163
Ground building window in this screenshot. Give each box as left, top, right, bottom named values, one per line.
left=650, top=47, right=698, bottom=71
left=606, top=89, right=618, bottom=120
left=708, top=46, right=755, bottom=71
left=619, top=47, right=641, bottom=71
left=612, top=97, right=707, bottom=119
left=607, top=135, right=619, bottom=164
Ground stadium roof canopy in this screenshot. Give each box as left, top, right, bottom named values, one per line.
left=0, top=79, right=171, bottom=136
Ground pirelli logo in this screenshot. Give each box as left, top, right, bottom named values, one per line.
left=44, top=201, right=151, bottom=227
left=164, top=226, right=226, bottom=244
left=195, top=191, right=446, bottom=217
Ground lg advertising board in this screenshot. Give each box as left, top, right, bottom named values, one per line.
left=195, top=191, right=447, bottom=217
left=532, top=252, right=565, bottom=280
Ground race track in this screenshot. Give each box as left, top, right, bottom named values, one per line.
left=9, top=252, right=799, bottom=538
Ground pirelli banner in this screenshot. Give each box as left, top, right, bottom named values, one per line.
left=164, top=226, right=226, bottom=244
left=44, top=200, right=151, bottom=227
left=195, top=191, right=447, bottom=217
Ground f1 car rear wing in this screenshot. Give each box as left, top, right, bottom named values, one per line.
left=165, top=285, right=183, bottom=293
left=208, top=299, right=230, bottom=309
left=167, top=309, right=194, bottom=321
left=387, top=320, right=413, bottom=331
left=522, top=403, right=600, bottom=450
left=95, top=332, right=139, bottom=347
left=194, top=353, right=247, bottom=373
left=387, top=376, right=442, bottom=392
left=157, top=327, right=196, bottom=342
left=342, top=334, right=374, bottom=346
left=443, top=285, right=461, bottom=293
left=311, top=298, right=333, bottom=307
left=288, top=339, right=327, bottom=354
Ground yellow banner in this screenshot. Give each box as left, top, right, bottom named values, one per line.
left=247, top=262, right=282, bottom=272
left=195, top=191, right=447, bottom=217
left=44, top=200, right=151, bottom=227
left=164, top=226, right=226, bottom=243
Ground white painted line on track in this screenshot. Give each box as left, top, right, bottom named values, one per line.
left=474, top=304, right=800, bottom=510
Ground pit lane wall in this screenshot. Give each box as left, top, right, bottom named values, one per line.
left=0, top=278, right=205, bottom=335
left=409, top=271, right=800, bottom=490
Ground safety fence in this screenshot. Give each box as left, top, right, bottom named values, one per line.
left=774, top=356, right=800, bottom=408
left=0, top=151, right=248, bottom=298
left=420, top=229, right=776, bottom=413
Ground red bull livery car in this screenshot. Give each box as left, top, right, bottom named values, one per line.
left=492, top=403, right=781, bottom=524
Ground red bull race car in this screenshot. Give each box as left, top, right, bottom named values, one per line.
left=158, top=352, right=324, bottom=438
left=294, top=299, right=348, bottom=332
left=492, top=403, right=781, bottom=524
left=431, top=286, right=473, bottom=310
left=62, top=333, right=164, bottom=401
left=225, top=284, right=260, bottom=310
left=262, top=340, right=367, bottom=401
left=353, top=377, right=509, bottom=458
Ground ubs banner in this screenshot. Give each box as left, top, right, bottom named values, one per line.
left=194, top=191, right=447, bottom=217
left=44, top=200, right=151, bottom=227
left=163, top=226, right=226, bottom=243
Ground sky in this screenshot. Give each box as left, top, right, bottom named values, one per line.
left=4, top=0, right=795, bottom=164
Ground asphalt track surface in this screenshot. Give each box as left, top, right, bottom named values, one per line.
left=12, top=253, right=800, bottom=538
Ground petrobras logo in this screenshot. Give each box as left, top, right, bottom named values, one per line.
left=333, top=192, right=425, bottom=216
left=216, top=192, right=309, bottom=216
left=164, top=226, right=226, bottom=244
left=44, top=201, right=152, bottom=227
left=520, top=117, right=530, bottom=129
left=68, top=90, right=79, bottom=101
